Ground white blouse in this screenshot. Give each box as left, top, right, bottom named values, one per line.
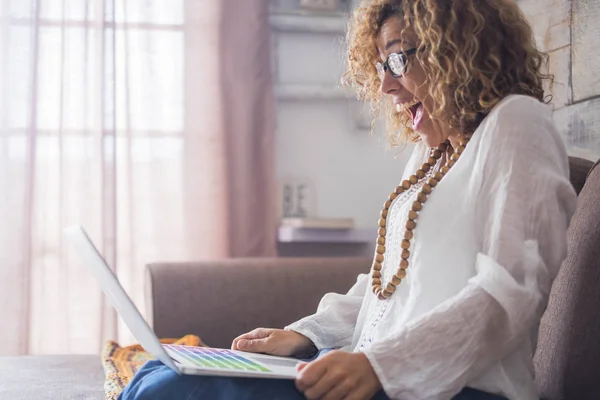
left=286, top=95, right=577, bottom=400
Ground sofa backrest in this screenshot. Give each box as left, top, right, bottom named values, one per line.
left=147, top=257, right=371, bottom=348
left=534, top=157, right=600, bottom=400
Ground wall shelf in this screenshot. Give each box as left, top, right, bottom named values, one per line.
left=269, top=11, right=347, bottom=34
left=278, top=226, right=374, bottom=243
left=275, top=83, right=353, bottom=101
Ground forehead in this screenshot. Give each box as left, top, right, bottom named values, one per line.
left=375, top=16, right=416, bottom=54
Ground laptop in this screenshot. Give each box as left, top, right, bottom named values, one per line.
left=64, top=225, right=300, bottom=379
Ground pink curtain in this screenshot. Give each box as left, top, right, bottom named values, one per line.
left=0, top=0, right=275, bottom=356
left=220, top=0, right=277, bottom=257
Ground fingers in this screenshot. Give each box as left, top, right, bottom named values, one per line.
left=320, top=379, right=353, bottom=400
left=295, top=357, right=329, bottom=392
left=296, top=362, right=308, bottom=372
left=236, top=337, right=272, bottom=353
left=302, top=370, right=347, bottom=400
left=235, top=328, right=275, bottom=353
left=296, top=351, right=379, bottom=400
left=231, top=328, right=270, bottom=351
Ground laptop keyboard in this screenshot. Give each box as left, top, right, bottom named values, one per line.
left=164, top=345, right=273, bottom=372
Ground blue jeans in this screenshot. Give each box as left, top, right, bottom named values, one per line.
left=118, top=352, right=508, bottom=400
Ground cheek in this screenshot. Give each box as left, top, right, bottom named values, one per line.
left=402, top=74, right=428, bottom=99
left=414, top=77, right=429, bottom=98
left=399, top=76, right=420, bottom=95
left=407, top=65, right=429, bottom=96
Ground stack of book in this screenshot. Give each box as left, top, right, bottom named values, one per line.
left=279, top=217, right=355, bottom=230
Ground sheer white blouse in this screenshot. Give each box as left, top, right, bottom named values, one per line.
left=286, top=95, right=577, bottom=400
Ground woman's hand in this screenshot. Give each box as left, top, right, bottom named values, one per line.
left=231, top=328, right=315, bottom=357
left=295, top=350, right=382, bottom=400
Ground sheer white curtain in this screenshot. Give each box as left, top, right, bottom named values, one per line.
left=0, top=0, right=276, bottom=355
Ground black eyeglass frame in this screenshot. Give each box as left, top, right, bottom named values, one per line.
left=376, top=47, right=418, bottom=78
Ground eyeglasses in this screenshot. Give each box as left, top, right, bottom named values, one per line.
left=376, top=48, right=417, bottom=78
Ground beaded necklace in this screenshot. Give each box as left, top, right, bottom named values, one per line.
left=371, top=134, right=471, bottom=300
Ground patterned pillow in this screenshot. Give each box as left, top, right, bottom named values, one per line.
left=101, top=335, right=206, bottom=400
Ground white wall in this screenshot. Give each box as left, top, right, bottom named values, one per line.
left=273, top=29, right=412, bottom=230
left=276, top=100, right=412, bottom=228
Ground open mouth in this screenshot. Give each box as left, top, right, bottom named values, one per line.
left=397, top=100, right=424, bottom=128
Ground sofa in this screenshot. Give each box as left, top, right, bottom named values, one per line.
left=0, top=156, right=598, bottom=400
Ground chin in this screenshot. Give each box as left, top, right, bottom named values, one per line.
left=415, top=117, right=445, bottom=148
left=417, top=132, right=442, bottom=148
left=413, top=116, right=438, bottom=147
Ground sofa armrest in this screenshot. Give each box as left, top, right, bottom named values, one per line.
left=145, top=257, right=370, bottom=348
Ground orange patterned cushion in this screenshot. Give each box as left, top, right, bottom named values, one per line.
left=101, top=335, right=206, bottom=400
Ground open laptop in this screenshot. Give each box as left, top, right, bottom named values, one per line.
left=64, top=225, right=300, bottom=379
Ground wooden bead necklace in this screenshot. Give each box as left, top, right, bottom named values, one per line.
left=371, top=134, right=471, bottom=300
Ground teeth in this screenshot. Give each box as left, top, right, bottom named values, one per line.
left=396, top=100, right=420, bottom=113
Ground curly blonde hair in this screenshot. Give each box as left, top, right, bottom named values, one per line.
left=343, top=0, right=552, bottom=146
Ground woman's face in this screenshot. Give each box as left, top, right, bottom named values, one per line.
left=376, top=17, right=449, bottom=147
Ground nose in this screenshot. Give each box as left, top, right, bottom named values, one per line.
left=379, top=69, right=402, bottom=96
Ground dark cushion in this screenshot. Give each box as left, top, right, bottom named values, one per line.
left=568, top=156, right=595, bottom=195
left=534, top=158, right=600, bottom=400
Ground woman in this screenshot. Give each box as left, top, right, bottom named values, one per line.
left=120, top=0, right=577, bottom=399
